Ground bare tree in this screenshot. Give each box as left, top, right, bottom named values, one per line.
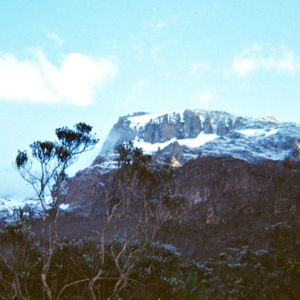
left=86, top=142, right=187, bottom=300
left=14, top=123, right=99, bottom=300
left=2, top=137, right=186, bottom=300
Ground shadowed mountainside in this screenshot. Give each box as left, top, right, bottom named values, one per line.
left=61, top=153, right=300, bottom=257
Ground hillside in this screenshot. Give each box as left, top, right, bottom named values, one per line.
left=56, top=109, right=300, bottom=256
left=1, top=109, right=300, bottom=299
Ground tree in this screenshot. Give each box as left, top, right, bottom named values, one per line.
left=13, top=122, right=99, bottom=300
left=85, top=142, right=187, bottom=300
left=1, top=134, right=188, bottom=299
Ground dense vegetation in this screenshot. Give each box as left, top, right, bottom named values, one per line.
left=0, top=223, right=206, bottom=299
left=1, top=220, right=300, bottom=299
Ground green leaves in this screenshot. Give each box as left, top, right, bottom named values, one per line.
left=55, top=145, right=71, bottom=162
left=185, top=271, right=197, bottom=297
left=188, top=282, right=206, bottom=300
left=75, top=122, right=92, bottom=134
left=162, top=191, right=187, bottom=212
left=115, top=141, right=174, bottom=188
left=176, top=271, right=206, bottom=300
left=16, top=122, right=98, bottom=168
left=115, top=141, right=151, bottom=168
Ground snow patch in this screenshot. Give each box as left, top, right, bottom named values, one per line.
left=128, top=110, right=184, bottom=128
left=132, top=132, right=219, bottom=154
left=265, top=129, right=279, bottom=136
left=237, top=129, right=279, bottom=137
left=59, top=204, right=70, bottom=210
left=178, top=132, right=218, bottom=148
left=237, top=129, right=267, bottom=136
left=133, top=138, right=177, bottom=153
left=0, top=195, right=71, bottom=221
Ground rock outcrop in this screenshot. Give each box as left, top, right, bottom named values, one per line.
left=288, top=136, right=300, bottom=161
left=60, top=108, right=300, bottom=256
left=61, top=153, right=300, bottom=256
left=101, top=109, right=239, bottom=153
left=100, top=109, right=300, bottom=163
left=63, top=108, right=300, bottom=225
left=63, top=155, right=300, bottom=223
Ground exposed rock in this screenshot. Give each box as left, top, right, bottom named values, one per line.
left=65, top=109, right=300, bottom=227
left=288, top=136, right=300, bottom=161
left=183, top=110, right=202, bottom=138
left=170, top=156, right=182, bottom=167
left=91, top=155, right=106, bottom=166
left=203, top=117, right=213, bottom=134
left=100, top=108, right=300, bottom=163
left=60, top=108, right=300, bottom=257
left=63, top=155, right=300, bottom=225
left=258, top=116, right=280, bottom=123
left=61, top=154, right=300, bottom=256
left=155, top=141, right=187, bottom=165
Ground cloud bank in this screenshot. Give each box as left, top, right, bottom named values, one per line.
left=233, top=45, right=300, bottom=77
left=0, top=49, right=116, bottom=106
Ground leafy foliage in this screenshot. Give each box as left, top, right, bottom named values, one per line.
left=1, top=220, right=299, bottom=299
left=203, top=223, right=300, bottom=299
left=55, top=122, right=98, bottom=151
left=0, top=229, right=202, bottom=300
left=15, top=150, right=28, bottom=168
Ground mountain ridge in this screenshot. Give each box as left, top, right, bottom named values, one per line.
left=100, top=108, right=300, bottom=164
left=1, top=108, right=299, bottom=222
left=61, top=108, right=300, bottom=219
left=1, top=108, right=300, bottom=259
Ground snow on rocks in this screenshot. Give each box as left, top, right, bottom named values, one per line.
left=101, top=108, right=300, bottom=164
left=0, top=195, right=71, bottom=222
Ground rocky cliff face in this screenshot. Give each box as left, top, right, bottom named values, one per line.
left=64, top=108, right=300, bottom=221
left=60, top=108, right=300, bottom=256
left=61, top=152, right=300, bottom=256
left=100, top=109, right=300, bottom=163
left=63, top=154, right=300, bottom=223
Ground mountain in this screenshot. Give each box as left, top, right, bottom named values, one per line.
left=1, top=109, right=300, bottom=257
left=51, top=109, right=300, bottom=256
left=62, top=108, right=300, bottom=211
left=100, top=109, right=300, bottom=163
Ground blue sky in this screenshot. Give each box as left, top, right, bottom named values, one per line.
left=1, top=1, right=300, bottom=197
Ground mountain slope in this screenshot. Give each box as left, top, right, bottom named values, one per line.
left=2, top=108, right=300, bottom=258
left=62, top=109, right=300, bottom=223
left=100, top=109, right=300, bottom=163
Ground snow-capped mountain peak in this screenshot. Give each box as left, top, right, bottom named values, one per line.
left=100, top=109, right=300, bottom=163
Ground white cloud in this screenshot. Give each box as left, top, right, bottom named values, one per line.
left=47, top=33, right=64, bottom=46
left=233, top=45, right=300, bottom=77
left=0, top=49, right=116, bottom=106
left=192, top=91, right=213, bottom=109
